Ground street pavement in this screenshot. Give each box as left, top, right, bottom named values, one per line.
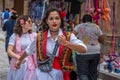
left=0, top=28, right=9, bottom=80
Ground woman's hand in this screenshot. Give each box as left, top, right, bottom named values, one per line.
left=15, top=59, right=22, bottom=69
left=58, top=34, right=86, bottom=53
left=58, top=35, right=68, bottom=46
left=15, top=51, right=28, bottom=69
left=15, top=56, right=26, bottom=69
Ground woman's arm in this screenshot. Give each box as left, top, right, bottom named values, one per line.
left=98, top=35, right=104, bottom=43
left=72, top=30, right=78, bottom=36
left=16, top=40, right=36, bottom=69
left=58, top=34, right=86, bottom=53
left=16, top=51, right=28, bottom=69
left=63, top=40, right=86, bottom=53
left=7, top=45, right=20, bottom=59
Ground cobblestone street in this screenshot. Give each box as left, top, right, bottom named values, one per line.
left=0, top=28, right=9, bottom=80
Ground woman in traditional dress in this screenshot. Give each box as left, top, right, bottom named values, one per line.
left=16, top=8, right=87, bottom=80
left=7, top=15, right=37, bottom=80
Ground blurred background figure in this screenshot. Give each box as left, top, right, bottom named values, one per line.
left=73, top=14, right=104, bottom=80
left=9, top=8, right=17, bottom=17
left=0, top=9, right=2, bottom=27
left=2, top=12, right=18, bottom=63
left=2, top=8, right=10, bottom=24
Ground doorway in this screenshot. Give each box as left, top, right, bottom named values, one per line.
left=14, top=0, right=24, bottom=16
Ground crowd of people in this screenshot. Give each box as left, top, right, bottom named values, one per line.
left=1, top=0, right=120, bottom=80
left=2, top=10, right=18, bottom=63
left=1, top=1, right=104, bottom=80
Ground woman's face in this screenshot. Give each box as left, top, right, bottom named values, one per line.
left=23, top=17, right=32, bottom=31
left=46, top=11, right=61, bottom=32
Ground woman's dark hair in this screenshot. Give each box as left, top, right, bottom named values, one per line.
left=82, top=14, right=92, bottom=23
left=40, top=7, right=65, bottom=31
left=14, top=15, right=32, bottom=36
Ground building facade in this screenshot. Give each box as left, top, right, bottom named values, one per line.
left=0, top=0, right=30, bottom=15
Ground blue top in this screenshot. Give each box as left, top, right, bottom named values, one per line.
left=4, top=12, right=9, bottom=19
left=2, top=20, right=16, bottom=38
left=2, top=20, right=16, bottom=50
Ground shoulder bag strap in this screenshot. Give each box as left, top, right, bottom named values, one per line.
left=52, top=41, right=59, bottom=57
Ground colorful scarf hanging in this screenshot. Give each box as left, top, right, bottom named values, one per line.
left=93, top=0, right=100, bottom=25
left=84, top=0, right=101, bottom=25
left=84, top=0, right=94, bottom=14
left=102, top=0, right=111, bottom=31
left=109, top=1, right=116, bottom=61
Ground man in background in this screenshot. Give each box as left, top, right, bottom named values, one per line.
left=73, top=14, right=104, bottom=80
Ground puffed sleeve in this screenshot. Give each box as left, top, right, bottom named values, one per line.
left=9, top=33, right=16, bottom=46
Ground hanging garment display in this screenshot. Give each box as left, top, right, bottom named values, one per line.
left=102, top=0, right=111, bottom=31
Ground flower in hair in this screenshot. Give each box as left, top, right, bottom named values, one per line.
left=20, top=19, right=25, bottom=25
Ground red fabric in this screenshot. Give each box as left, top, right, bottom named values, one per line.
left=93, top=0, right=100, bottom=25
left=43, top=31, right=48, bottom=58
left=53, top=57, right=61, bottom=70
left=53, top=44, right=64, bottom=70
left=63, top=72, right=70, bottom=80
left=53, top=45, right=63, bottom=70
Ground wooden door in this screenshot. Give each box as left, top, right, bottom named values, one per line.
left=14, top=0, right=24, bottom=16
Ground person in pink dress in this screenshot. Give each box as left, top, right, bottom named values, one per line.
left=7, top=15, right=37, bottom=80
